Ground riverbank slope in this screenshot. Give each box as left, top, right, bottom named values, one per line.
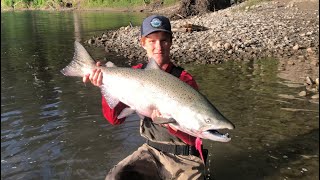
left=87, top=0, right=319, bottom=89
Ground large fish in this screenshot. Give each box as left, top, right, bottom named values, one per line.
left=61, top=41, right=235, bottom=142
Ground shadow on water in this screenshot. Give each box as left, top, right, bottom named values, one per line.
left=209, top=129, right=319, bottom=180
left=184, top=59, right=319, bottom=180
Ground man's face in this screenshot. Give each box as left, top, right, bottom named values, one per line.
left=141, top=31, right=172, bottom=65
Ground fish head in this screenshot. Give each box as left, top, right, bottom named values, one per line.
left=176, top=101, right=235, bottom=142
left=196, top=107, right=235, bottom=142
left=197, top=105, right=235, bottom=130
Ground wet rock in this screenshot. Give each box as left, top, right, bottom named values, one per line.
left=87, top=39, right=95, bottom=45
left=287, top=60, right=295, bottom=65
left=224, top=42, right=232, bottom=50
left=310, top=60, right=319, bottom=66
left=298, top=91, right=307, bottom=96
left=306, top=31, right=313, bottom=36
left=306, top=48, right=314, bottom=53
left=311, top=94, right=319, bottom=99
left=306, top=76, right=314, bottom=85
left=292, top=44, right=300, bottom=50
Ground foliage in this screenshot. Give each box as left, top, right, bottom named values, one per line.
left=239, top=0, right=271, bottom=11
left=172, top=0, right=232, bottom=19
left=1, top=0, right=178, bottom=9
left=2, top=0, right=15, bottom=7
left=245, top=0, right=270, bottom=6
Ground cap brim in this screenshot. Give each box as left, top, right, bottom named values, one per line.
left=141, top=29, right=172, bottom=37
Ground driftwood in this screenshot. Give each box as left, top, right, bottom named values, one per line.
left=172, top=23, right=209, bottom=33
left=172, top=28, right=193, bottom=33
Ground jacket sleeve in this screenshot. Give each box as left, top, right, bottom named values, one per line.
left=101, top=97, right=127, bottom=125
left=101, top=63, right=143, bottom=125
left=168, top=126, right=196, bottom=145
left=179, top=71, right=199, bottom=90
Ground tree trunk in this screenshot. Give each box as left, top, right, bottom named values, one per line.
left=171, top=0, right=231, bottom=19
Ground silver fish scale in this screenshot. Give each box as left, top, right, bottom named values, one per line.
left=101, top=67, right=204, bottom=105
left=61, top=41, right=235, bottom=141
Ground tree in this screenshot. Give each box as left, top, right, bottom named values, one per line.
left=171, top=0, right=231, bottom=19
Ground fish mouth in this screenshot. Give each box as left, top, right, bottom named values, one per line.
left=202, top=129, right=231, bottom=142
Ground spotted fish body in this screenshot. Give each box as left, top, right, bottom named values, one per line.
left=61, top=41, right=235, bottom=142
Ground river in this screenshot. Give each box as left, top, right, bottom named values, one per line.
left=1, top=11, right=319, bottom=180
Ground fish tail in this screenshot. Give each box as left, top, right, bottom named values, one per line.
left=60, top=41, right=95, bottom=77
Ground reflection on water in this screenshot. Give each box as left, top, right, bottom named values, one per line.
left=1, top=10, right=146, bottom=180
left=1, top=11, right=319, bottom=180
left=184, top=59, right=319, bottom=180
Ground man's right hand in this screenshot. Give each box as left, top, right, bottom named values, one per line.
left=83, top=61, right=103, bottom=87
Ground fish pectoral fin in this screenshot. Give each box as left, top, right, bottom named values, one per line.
left=117, top=108, right=136, bottom=119
left=100, top=87, right=119, bottom=109
left=153, top=117, right=177, bottom=124
left=105, top=95, right=120, bottom=109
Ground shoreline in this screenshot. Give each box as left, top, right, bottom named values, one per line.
left=2, top=0, right=318, bottom=94
left=1, top=7, right=141, bottom=12
left=0, top=2, right=172, bottom=13
left=86, top=0, right=319, bottom=86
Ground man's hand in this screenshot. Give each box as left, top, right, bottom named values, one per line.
left=151, top=109, right=162, bottom=121
left=83, top=61, right=103, bottom=87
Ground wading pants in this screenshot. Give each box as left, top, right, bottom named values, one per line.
left=105, top=143, right=205, bottom=180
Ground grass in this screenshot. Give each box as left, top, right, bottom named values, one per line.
left=245, top=0, right=270, bottom=7
left=235, top=0, right=271, bottom=11
left=1, top=0, right=178, bottom=10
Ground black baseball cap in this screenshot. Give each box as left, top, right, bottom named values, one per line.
left=141, top=15, right=172, bottom=37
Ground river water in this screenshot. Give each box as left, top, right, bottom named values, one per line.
left=1, top=11, right=319, bottom=180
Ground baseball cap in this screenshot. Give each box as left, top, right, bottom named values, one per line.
left=141, top=15, right=172, bottom=37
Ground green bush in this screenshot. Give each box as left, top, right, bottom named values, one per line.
left=1, top=0, right=178, bottom=10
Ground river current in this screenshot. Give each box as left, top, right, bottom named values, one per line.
left=1, top=11, right=318, bottom=180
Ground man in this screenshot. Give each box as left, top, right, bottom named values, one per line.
left=83, top=15, right=206, bottom=180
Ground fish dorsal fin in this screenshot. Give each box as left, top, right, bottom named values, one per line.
left=106, top=61, right=117, bottom=67
left=145, top=58, right=161, bottom=70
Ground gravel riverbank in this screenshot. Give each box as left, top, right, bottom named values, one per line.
left=86, top=0, right=319, bottom=93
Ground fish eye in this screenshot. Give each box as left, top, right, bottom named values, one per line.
left=205, top=119, right=211, bottom=123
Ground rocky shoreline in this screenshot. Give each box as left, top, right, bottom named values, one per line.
left=86, top=0, right=319, bottom=97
